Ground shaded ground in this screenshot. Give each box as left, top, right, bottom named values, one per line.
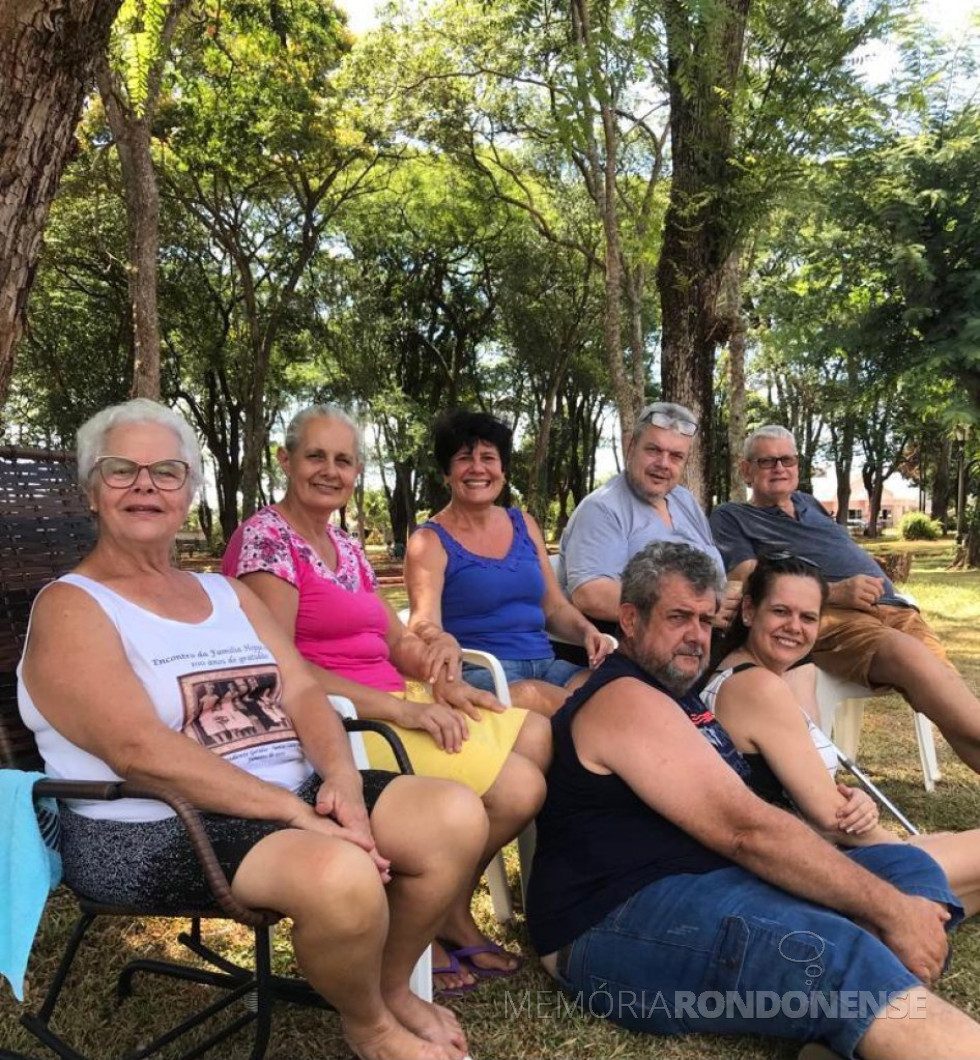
left=3, top=537, right=979, bottom=1058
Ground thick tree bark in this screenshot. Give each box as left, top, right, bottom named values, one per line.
left=657, top=0, right=751, bottom=504
left=0, top=0, right=123, bottom=410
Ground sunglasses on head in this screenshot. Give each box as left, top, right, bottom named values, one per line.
left=638, top=408, right=699, bottom=437
left=760, top=550, right=820, bottom=570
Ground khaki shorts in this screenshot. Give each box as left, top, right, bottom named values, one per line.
left=814, top=603, right=952, bottom=690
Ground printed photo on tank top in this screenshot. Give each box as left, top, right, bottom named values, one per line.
left=179, top=663, right=297, bottom=772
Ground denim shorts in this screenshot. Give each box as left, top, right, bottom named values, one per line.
left=555, top=844, right=962, bottom=1059
left=462, top=655, right=582, bottom=692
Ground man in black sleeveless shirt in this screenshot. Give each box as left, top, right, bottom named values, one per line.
left=527, top=542, right=979, bottom=1058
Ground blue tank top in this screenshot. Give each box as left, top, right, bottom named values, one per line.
left=420, top=508, right=552, bottom=660
left=526, top=652, right=750, bottom=955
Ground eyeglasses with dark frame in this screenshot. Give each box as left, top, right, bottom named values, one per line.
left=94, top=456, right=191, bottom=491
left=637, top=408, right=699, bottom=437
left=750, top=454, right=798, bottom=469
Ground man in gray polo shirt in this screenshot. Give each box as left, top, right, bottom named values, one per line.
left=711, top=423, right=980, bottom=775
left=558, top=402, right=738, bottom=630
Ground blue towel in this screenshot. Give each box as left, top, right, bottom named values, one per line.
left=0, top=770, right=62, bottom=1001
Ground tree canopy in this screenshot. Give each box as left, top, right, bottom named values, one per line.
left=2, top=0, right=979, bottom=550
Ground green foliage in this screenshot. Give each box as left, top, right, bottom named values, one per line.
left=6, top=154, right=133, bottom=445
left=107, top=0, right=181, bottom=118
left=899, top=510, right=942, bottom=540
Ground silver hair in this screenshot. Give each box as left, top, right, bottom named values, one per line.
left=76, top=398, right=204, bottom=495
left=284, top=405, right=364, bottom=463
left=632, top=401, right=699, bottom=443
left=743, top=424, right=797, bottom=461
left=620, top=542, right=723, bottom=622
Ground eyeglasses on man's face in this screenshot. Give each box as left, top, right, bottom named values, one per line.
left=638, top=408, right=699, bottom=437
left=751, top=454, right=798, bottom=470
left=94, top=456, right=190, bottom=491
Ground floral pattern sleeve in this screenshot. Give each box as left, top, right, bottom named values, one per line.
left=232, top=508, right=300, bottom=588
left=327, top=526, right=379, bottom=592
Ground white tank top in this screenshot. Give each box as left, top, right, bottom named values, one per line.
left=18, top=572, right=312, bottom=821
left=701, top=664, right=839, bottom=777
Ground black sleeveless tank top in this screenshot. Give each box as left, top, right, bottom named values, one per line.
left=526, top=651, right=750, bottom=955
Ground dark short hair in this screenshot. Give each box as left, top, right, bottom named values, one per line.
left=432, top=410, right=513, bottom=475
left=620, top=542, right=723, bottom=622
left=722, top=551, right=829, bottom=655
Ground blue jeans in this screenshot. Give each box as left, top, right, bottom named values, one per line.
left=555, top=845, right=962, bottom=1059
left=463, top=655, right=582, bottom=692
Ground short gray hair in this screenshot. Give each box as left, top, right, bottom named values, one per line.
left=620, top=542, right=723, bottom=622
left=284, top=405, right=364, bottom=463
left=77, top=398, right=204, bottom=494
left=743, top=424, right=797, bottom=461
left=631, top=401, right=699, bottom=443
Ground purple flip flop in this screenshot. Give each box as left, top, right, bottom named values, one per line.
left=432, top=950, right=479, bottom=999
left=448, top=942, right=524, bottom=981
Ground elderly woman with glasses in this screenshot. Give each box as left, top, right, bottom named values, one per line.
left=18, top=398, right=485, bottom=1060
left=405, top=409, right=613, bottom=718
left=702, top=552, right=980, bottom=918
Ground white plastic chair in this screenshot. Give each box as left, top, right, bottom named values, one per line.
left=547, top=554, right=619, bottom=653
left=329, top=695, right=432, bottom=1000
left=813, top=670, right=940, bottom=794
left=393, top=617, right=529, bottom=922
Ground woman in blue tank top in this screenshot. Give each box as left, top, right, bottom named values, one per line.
left=405, top=410, right=613, bottom=715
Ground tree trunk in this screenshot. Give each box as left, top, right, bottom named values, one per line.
left=660, top=272, right=724, bottom=502
left=726, top=318, right=747, bottom=504
left=0, top=0, right=123, bottom=409
left=930, top=437, right=951, bottom=522
left=718, top=253, right=746, bottom=504
left=95, top=0, right=189, bottom=400
left=97, top=70, right=162, bottom=399
left=833, top=420, right=854, bottom=527
left=657, top=0, right=751, bottom=505
left=569, top=0, right=644, bottom=445
left=388, top=460, right=416, bottom=552
left=862, top=462, right=884, bottom=538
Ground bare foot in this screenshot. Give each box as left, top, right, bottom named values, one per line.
left=342, top=1012, right=456, bottom=1060
left=386, top=988, right=468, bottom=1056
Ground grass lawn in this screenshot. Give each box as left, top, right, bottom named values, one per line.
left=2, top=540, right=979, bottom=1058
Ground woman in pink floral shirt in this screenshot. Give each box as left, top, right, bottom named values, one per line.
left=223, top=405, right=550, bottom=991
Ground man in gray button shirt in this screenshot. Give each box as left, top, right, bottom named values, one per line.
left=558, top=402, right=740, bottom=631
left=711, top=423, right=980, bottom=776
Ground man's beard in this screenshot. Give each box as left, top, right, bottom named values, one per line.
left=624, top=467, right=668, bottom=506
left=633, top=644, right=706, bottom=695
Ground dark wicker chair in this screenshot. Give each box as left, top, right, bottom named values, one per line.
left=0, top=445, right=411, bottom=1060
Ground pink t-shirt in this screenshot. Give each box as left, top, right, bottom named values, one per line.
left=222, top=507, right=405, bottom=692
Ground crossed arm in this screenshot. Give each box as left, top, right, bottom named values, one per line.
left=710, top=666, right=894, bottom=844
left=21, top=578, right=388, bottom=871
left=573, top=679, right=950, bottom=985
